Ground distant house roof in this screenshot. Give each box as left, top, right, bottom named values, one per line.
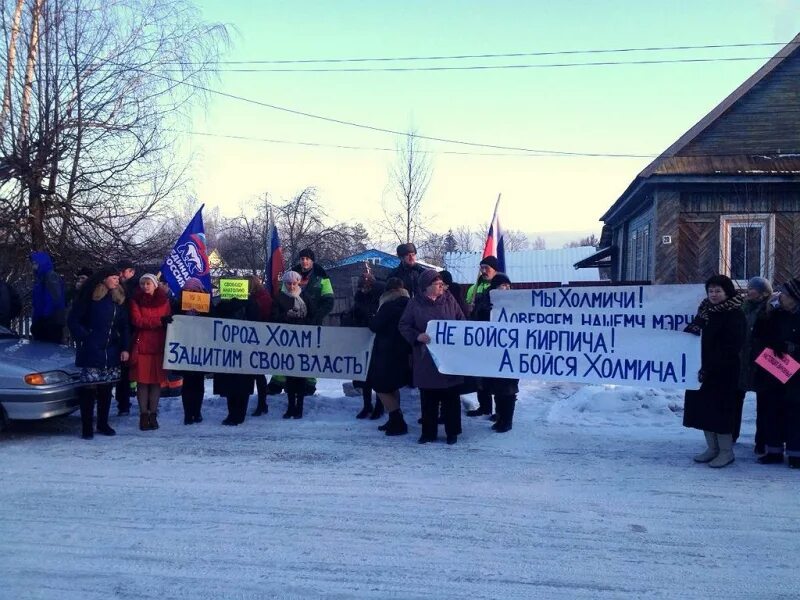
left=445, top=248, right=601, bottom=284
left=331, top=248, right=440, bottom=271
left=602, top=34, right=800, bottom=223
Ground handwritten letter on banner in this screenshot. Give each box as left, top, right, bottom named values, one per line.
left=164, top=315, right=375, bottom=381
left=428, top=284, right=706, bottom=389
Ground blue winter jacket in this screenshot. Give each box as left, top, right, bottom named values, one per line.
left=67, top=283, right=130, bottom=369
left=30, top=252, right=65, bottom=322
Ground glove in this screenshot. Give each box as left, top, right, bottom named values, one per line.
left=286, top=309, right=298, bottom=318
left=161, top=315, right=173, bottom=326
left=697, top=369, right=705, bottom=383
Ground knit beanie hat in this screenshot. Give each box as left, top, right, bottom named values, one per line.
left=479, top=256, right=500, bottom=271
left=282, top=270, right=302, bottom=284
left=182, top=277, right=205, bottom=292
left=747, top=277, right=773, bottom=296
left=418, top=269, right=442, bottom=293
left=439, top=270, right=454, bottom=286
left=139, top=273, right=159, bottom=287
left=298, top=248, right=315, bottom=262
left=489, top=273, right=512, bottom=290
left=782, top=278, right=800, bottom=303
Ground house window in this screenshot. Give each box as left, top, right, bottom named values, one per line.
left=719, top=214, right=774, bottom=284
left=626, top=217, right=652, bottom=281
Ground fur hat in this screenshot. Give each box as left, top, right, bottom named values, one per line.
left=396, top=243, right=417, bottom=257
left=298, top=248, right=315, bottom=262
left=479, top=256, right=500, bottom=271
left=782, top=278, right=800, bottom=303
left=705, top=274, right=737, bottom=300
left=747, top=277, right=773, bottom=296
left=489, top=273, right=512, bottom=290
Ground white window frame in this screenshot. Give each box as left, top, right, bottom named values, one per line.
left=719, top=213, right=775, bottom=286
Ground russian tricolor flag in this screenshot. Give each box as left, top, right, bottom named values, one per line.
left=265, top=208, right=284, bottom=298
left=482, top=194, right=506, bottom=273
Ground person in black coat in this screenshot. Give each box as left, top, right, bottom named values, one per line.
left=272, top=270, right=314, bottom=419
left=0, top=279, right=22, bottom=330
left=683, top=274, right=746, bottom=468
left=114, top=259, right=137, bottom=416
left=367, top=277, right=412, bottom=436
left=67, top=266, right=130, bottom=439
left=471, top=273, right=519, bottom=433
left=387, top=243, right=428, bottom=298
left=213, top=295, right=259, bottom=426
left=751, top=278, right=800, bottom=468
left=348, top=272, right=385, bottom=420
left=177, top=277, right=209, bottom=425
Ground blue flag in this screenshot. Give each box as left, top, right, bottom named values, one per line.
left=160, top=206, right=211, bottom=296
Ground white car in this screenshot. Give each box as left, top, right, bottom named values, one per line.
left=0, top=326, right=83, bottom=429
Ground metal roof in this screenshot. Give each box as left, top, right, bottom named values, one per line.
left=444, top=247, right=601, bottom=284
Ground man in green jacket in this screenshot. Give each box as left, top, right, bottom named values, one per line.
left=466, top=255, right=499, bottom=417
left=292, top=248, right=334, bottom=325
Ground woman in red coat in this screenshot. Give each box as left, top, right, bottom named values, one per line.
left=130, top=273, right=172, bottom=431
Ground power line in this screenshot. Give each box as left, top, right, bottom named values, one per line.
left=152, top=41, right=792, bottom=65
left=153, top=55, right=780, bottom=73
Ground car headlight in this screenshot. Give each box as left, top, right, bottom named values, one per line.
left=24, top=371, right=72, bottom=385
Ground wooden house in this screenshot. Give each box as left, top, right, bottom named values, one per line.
left=576, top=35, right=800, bottom=287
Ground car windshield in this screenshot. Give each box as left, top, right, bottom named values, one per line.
left=0, top=325, right=20, bottom=339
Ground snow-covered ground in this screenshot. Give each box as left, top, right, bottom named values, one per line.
left=1, top=380, right=798, bottom=599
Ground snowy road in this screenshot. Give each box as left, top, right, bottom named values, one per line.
left=1, top=381, right=798, bottom=599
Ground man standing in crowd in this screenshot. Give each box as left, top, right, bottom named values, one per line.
left=388, top=243, right=427, bottom=297
left=465, top=255, right=500, bottom=417
left=114, top=259, right=137, bottom=416
left=66, top=267, right=93, bottom=307
left=0, top=277, right=22, bottom=330
left=30, top=251, right=66, bottom=343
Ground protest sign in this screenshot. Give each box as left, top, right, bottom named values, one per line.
left=163, top=315, right=375, bottom=380
left=755, top=348, right=800, bottom=384
left=219, top=278, right=250, bottom=300
left=425, top=320, right=701, bottom=389
left=491, top=284, right=705, bottom=331
left=181, top=291, right=211, bottom=313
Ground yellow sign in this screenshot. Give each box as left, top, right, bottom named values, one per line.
left=219, top=278, right=250, bottom=300
left=181, top=291, right=211, bottom=313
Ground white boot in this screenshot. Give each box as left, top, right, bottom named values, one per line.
left=709, top=434, right=735, bottom=468
left=693, top=431, right=719, bottom=463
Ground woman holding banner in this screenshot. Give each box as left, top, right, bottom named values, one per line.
left=273, top=271, right=313, bottom=419
left=472, top=273, right=519, bottom=433
left=130, top=274, right=172, bottom=431
left=399, top=270, right=465, bottom=445
left=683, top=275, right=745, bottom=468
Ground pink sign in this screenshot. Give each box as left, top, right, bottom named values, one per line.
left=755, top=348, right=800, bottom=384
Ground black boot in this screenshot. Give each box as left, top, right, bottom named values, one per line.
left=384, top=409, right=408, bottom=436
left=283, top=395, right=296, bottom=419
left=467, top=391, right=492, bottom=417
left=494, top=395, right=516, bottom=433
left=79, top=387, right=95, bottom=439
left=182, top=396, right=193, bottom=424
left=369, top=396, right=384, bottom=420
left=757, top=453, right=784, bottom=465
left=96, top=386, right=116, bottom=436
left=356, top=388, right=372, bottom=419
left=293, top=396, right=304, bottom=419
left=252, top=395, right=268, bottom=417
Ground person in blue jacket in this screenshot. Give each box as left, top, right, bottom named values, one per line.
left=68, top=266, right=130, bottom=439
left=30, top=251, right=66, bottom=343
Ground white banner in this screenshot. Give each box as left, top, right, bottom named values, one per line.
left=163, top=315, right=375, bottom=380
left=491, top=284, right=706, bottom=331
left=426, top=320, right=701, bottom=389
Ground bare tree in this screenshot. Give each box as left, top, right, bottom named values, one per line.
left=0, top=0, right=228, bottom=269
left=381, top=129, right=432, bottom=245
left=527, top=235, right=544, bottom=250
left=564, top=233, right=599, bottom=248
left=453, top=226, right=477, bottom=252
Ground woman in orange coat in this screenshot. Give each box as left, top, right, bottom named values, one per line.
left=130, top=273, right=172, bottom=431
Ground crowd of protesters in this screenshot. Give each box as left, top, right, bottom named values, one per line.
left=3, top=246, right=798, bottom=465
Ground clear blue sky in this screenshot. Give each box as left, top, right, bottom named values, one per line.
left=184, top=0, right=800, bottom=245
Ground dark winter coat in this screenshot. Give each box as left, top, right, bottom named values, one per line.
left=472, top=287, right=519, bottom=396
left=272, top=290, right=313, bottom=326
left=212, top=298, right=258, bottom=398
left=739, top=297, right=770, bottom=391
left=398, top=289, right=465, bottom=389
left=67, top=283, right=130, bottom=369
left=751, top=304, right=800, bottom=392
left=0, top=281, right=22, bottom=329
left=387, top=262, right=428, bottom=298
left=347, top=282, right=384, bottom=327
left=30, top=251, right=66, bottom=326
left=251, top=286, right=273, bottom=322
left=129, top=288, right=171, bottom=358
left=447, top=281, right=469, bottom=319
left=367, top=289, right=411, bottom=393
left=291, top=263, right=334, bottom=325
left=683, top=303, right=746, bottom=434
